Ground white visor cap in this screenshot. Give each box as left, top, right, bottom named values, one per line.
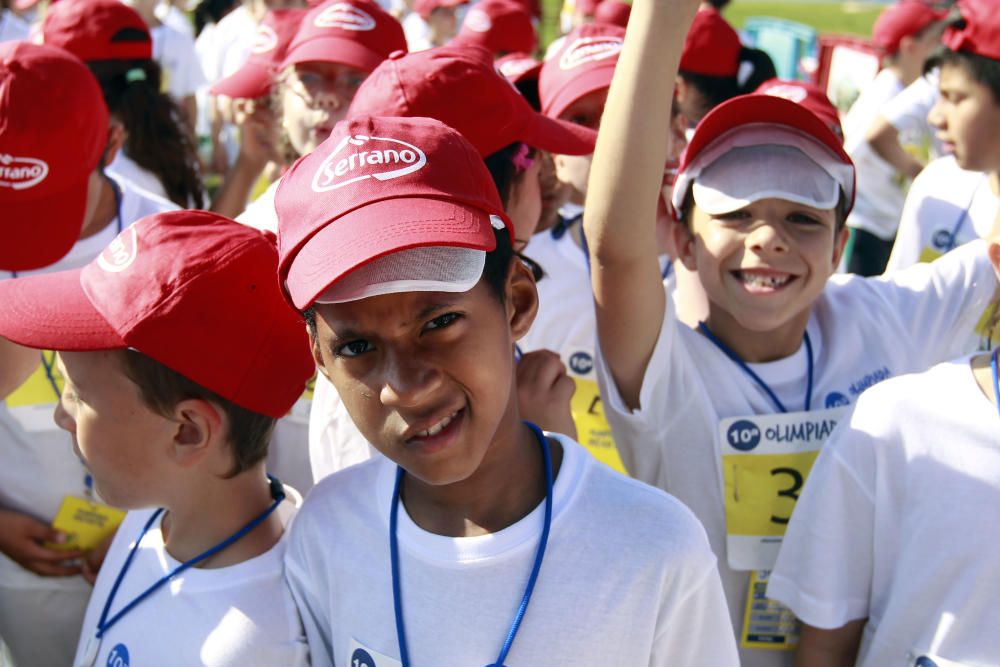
left=673, top=124, right=855, bottom=216
left=314, top=216, right=506, bottom=303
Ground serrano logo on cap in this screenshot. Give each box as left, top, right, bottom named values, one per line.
left=762, top=84, right=807, bottom=104
left=0, top=154, right=49, bottom=190
left=498, top=58, right=537, bottom=79
left=464, top=8, right=492, bottom=32
left=252, top=24, right=279, bottom=53
left=311, top=134, right=427, bottom=192
left=97, top=226, right=139, bottom=273
left=314, top=3, right=376, bottom=30
left=559, top=35, right=623, bottom=70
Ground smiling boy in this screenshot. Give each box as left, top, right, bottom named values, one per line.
left=276, top=114, right=738, bottom=666
left=583, top=0, right=1000, bottom=665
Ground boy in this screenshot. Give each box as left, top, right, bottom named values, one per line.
left=887, top=1, right=1000, bottom=278
left=0, top=40, right=179, bottom=667
left=843, top=0, right=946, bottom=276
left=583, top=0, right=1000, bottom=665
left=278, top=114, right=738, bottom=665
left=0, top=211, right=316, bottom=666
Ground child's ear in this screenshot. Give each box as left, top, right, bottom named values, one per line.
left=308, top=328, right=332, bottom=382
left=168, top=399, right=223, bottom=469
left=832, top=224, right=851, bottom=269
left=672, top=216, right=698, bottom=271
left=507, top=258, right=539, bottom=341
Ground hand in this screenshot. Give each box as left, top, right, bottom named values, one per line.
left=236, top=100, right=280, bottom=169
left=81, top=528, right=118, bottom=585
left=516, top=350, right=578, bottom=439
left=0, top=509, right=83, bottom=577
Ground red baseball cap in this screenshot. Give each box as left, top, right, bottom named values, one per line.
left=275, top=116, right=511, bottom=309
left=281, top=0, right=406, bottom=73
left=672, top=94, right=856, bottom=217
left=679, top=7, right=741, bottom=77
left=347, top=45, right=595, bottom=157
left=451, top=0, right=537, bottom=55
left=496, top=51, right=542, bottom=84
left=0, top=211, right=314, bottom=418
left=756, top=78, right=844, bottom=141
left=413, top=0, right=466, bottom=20
left=539, top=23, right=624, bottom=119
left=40, top=0, right=152, bottom=63
left=943, top=0, right=1000, bottom=60
left=874, top=1, right=947, bottom=55
left=574, top=0, right=600, bottom=18
left=593, top=0, right=630, bottom=28
left=211, top=8, right=308, bottom=99
left=1, top=42, right=109, bottom=272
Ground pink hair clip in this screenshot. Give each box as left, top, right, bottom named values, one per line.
left=512, top=143, right=535, bottom=173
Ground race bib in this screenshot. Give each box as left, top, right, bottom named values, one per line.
left=347, top=638, right=402, bottom=667
left=48, top=496, right=125, bottom=552
left=909, top=654, right=971, bottom=667
left=740, top=570, right=799, bottom=651
left=570, top=377, right=626, bottom=474
left=918, top=247, right=944, bottom=264
left=5, top=352, right=62, bottom=432
left=720, top=406, right=849, bottom=571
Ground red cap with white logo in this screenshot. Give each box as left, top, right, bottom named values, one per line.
left=451, top=0, right=537, bottom=55
left=275, top=116, right=511, bottom=309
left=756, top=78, right=844, bottom=141
left=40, top=0, right=153, bottom=63
left=0, top=211, right=315, bottom=418
left=413, top=0, right=467, bottom=20
left=874, top=0, right=947, bottom=55
left=347, top=45, right=595, bottom=157
left=539, top=23, right=624, bottom=119
left=280, top=0, right=406, bottom=73
left=1, top=42, right=110, bottom=272
left=593, top=0, right=630, bottom=28
left=496, top=51, right=542, bottom=84
left=211, top=8, right=308, bottom=99
left=679, top=7, right=741, bottom=77
left=943, top=0, right=1000, bottom=60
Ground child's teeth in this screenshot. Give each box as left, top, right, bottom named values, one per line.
left=742, top=273, right=788, bottom=288
left=417, top=411, right=457, bottom=438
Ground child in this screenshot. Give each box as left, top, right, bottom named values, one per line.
left=675, top=4, right=742, bottom=127
left=277, top=114, right=738, bottom=665
left=0, top=41, right=178, bottom=667
left=583, top=0, right=1000, bottom=665
left=450, top=0, right=536, bottom=57
left=843, top=0, right=947, bottom=276
left=768, top=247, right=1000, bottom=664
left=0, top=210, right=316, bottom=666
left=887, top=2, right=1000, bottom=276
left=40, top=0, right=205, bottom=208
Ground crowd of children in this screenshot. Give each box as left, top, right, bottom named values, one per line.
left=0, top=0, right=998, bottom=664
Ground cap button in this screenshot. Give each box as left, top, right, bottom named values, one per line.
left=388, top=50, right=406, bottom=60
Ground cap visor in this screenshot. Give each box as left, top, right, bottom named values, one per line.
left=281, top=38, right=384, bottom=73
left=541, top=65, right=614, bottom=120
left=0, top=269, right=124, bottom=351
left=2, top=180, right=88, bottom=273
left=210, top=63, right=274, bottom=99
left=521, top=112, right=596, bottom=155
left=286, top=197, right=498, bottom=309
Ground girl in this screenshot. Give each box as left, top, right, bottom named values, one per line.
left=583, top=0, right=1000, bottom=665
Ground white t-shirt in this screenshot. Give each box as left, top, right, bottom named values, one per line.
left=284, top=434, right=739, bottom=667
left=843, top=69, right=908, bottom=240
left=0, top=9, right=30, bottom=42
left=236, top=179, right=279, bottom=233
left=882, top=70, right=941, bottom=158
left=0, top=175, right=177, bottom=590
left=886, top=155, right=999, bottom=273
left=156, top=1, right=193, bottom=38
left=768, top=356, right=1000, bottom=667
left=595, top=241, right=997, bottom=667
left=74, top=503, right=308, bottom=667
left=152, top=23, right=206, bottom=102
left=108, top=153, right=171, bottom=202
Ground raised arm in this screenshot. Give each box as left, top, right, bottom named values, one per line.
left=583, top=0, right=701, bottom=408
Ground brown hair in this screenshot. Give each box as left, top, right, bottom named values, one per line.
left=118, top=349, right=276, bottom=477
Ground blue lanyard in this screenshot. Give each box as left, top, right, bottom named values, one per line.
left=40, top=351, right=62, bottom=400
left=991, top=348, right=1000, bottom=419
left=389, top=422, right=553, bottom=667
left=944, top=174, right=988, bottom=252
left=94, top=475, right=285, bottom=640
left=697, top=322, right=814, bottom=413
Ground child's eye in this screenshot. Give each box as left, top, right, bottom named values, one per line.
left=787, top=212, right=822, bottom=225
left=714, top=210, right=751, bottom=222
left=336, top=339, right=374, bottom=358
left=424, top=312, right=462, bottom=331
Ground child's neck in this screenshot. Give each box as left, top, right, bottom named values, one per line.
left=703, top=304, right=810, bottom=364
left=79, top=177, right=120, bottom=240
left=160, top=467, right=283, bottom=568
left=401, top=414, right=564, bottom=539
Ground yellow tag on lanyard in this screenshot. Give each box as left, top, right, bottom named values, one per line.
left=740, top=570, right=800, bottom=651
left=918, top=247, right=944, bottom=264
left=48, top=496, right=125, bottom=552
left=570, top=377, right=627, bottom=474
left=719, top=407, right=849, bottom=571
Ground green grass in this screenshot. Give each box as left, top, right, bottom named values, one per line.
left=539, top=1, right=884, bottom=48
